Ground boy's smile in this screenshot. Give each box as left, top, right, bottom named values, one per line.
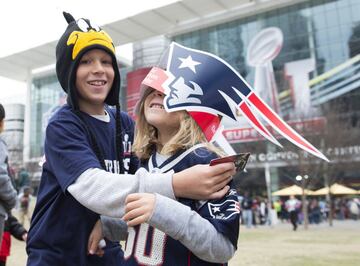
left=86, top=79, right=108, bottom=93
left=75, top=49, right=114, bottom=114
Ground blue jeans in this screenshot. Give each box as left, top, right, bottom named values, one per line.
left=243, top=209, right=253, bottom=228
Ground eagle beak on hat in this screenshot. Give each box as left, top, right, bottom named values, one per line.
left=67, top=30, right=115, bottom=60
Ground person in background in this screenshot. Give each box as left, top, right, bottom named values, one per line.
left=348, top=198, right=359, bottom=220
left=285, top=195, right=300, bottom=231
left=308, top=199, right=321, bottom=224
left=17, top=186, right=32, bottom=226
left=273, top=199, right=282, bottom=220
left=0, top=213, right=27, bottom=266
left=0, top=104, right=18, bottom=242
left=16, top=168, right=30, bottom=191
left=241, top=191, right=253, bottom=228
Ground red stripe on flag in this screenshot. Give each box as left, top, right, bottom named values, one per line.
left=239, top=102, right=272, bottom=139
left=248, top=93, right=317, bottom=153
left=189, top=111, right=221, bottom=141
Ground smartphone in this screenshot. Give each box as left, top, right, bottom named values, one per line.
left=210, top=153, right=250, bottom=172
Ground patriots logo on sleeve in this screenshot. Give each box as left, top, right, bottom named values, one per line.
left=228, top=188, right=238, bottom=196
left=208, top=200, right=240, bottom=220
left=161, top=42, right=328, bottom=161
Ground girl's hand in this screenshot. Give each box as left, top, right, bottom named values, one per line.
left=123, top=193, right=156, bottom=227
left=88, top=219, right=105, bottom=257
left=172, top=162, right=235, bottom=200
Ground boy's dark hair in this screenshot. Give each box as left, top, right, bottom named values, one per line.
left=55, top=12, right=124, bottom=173
left=0, top=103, right=5, bottom=121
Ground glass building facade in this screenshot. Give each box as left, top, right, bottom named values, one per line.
left=27, top=0, right=360, bottom=190
left=30, top=75, right=61, bottom=159
left=173, top=0, right=360, bottom=96
left=2, top=103, right=24, bottom=167
left=172, top=0, right=360, bottom=191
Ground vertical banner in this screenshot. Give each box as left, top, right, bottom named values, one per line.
left=285, top=58, right=316, bottom=116
left=247, top=27, right=283, bottom=113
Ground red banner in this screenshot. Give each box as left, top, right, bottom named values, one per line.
left=223, top=117, right=326, bottom=143
left=126, top=67, right=151, bottom=119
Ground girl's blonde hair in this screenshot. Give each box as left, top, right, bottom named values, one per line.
left=133, top=89, right=224, bottom=160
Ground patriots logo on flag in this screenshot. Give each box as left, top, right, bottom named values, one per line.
left=208, top=200, right=241, bottom=220
left=142, top=42, right=329, bottom=161
left=228, top=189, right=238, bottom=196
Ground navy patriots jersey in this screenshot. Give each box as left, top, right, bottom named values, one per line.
left=123, top=145, right=240, bottom=266
left=27, top=105, right=139, bottom=266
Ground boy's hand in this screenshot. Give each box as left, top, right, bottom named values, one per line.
left=88, top=219, right=105, bottom=257
left=123, top=193, right=156, bottom=227
left=172, top=162, right=235, bottom=200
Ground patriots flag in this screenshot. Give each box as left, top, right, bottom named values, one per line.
left=143, top=42, right=328, bottom=162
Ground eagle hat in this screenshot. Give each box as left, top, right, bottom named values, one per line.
left=136, top=68, right=221, bottom=142
left=56, top=12, right=120, bottom=109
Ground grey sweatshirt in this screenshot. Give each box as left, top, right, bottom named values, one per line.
left=66, top=114, right=235, bottom=263
left=68, top=168, right=235, bottom=263
left=100, top=194, right=235, bottom=263
left=67, top=167, right=175, bottom=217
left=0, top=137, right=17, bottom=216
left=0, top=136, right=18, bottom=241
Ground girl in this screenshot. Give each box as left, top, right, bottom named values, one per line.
left=94, top=77, right=240, bottom=265
left=26, top=13, right=235, bottom=266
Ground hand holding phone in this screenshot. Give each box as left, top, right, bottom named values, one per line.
left=210, top=153, right=250, bottom=172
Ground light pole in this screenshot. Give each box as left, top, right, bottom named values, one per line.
left=296, top=174, right=309, bottom=230
left=265, top=163, right=273, bottom=226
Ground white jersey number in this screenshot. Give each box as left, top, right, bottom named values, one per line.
left=124, top=224, right=166, bottom=265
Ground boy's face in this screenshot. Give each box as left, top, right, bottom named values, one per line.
left=75, top=49, right=114, bottom=111
left=144, top=89, right=181, bottom=133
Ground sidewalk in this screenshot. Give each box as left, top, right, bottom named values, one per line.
left=7, top=218, right=360, bottom=265
left=229, top=220, right=360, bottom=266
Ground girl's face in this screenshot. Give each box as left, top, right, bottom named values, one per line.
left=75, top=49, right=114, bottom=114
left=144, top=89, right=182, bottom=139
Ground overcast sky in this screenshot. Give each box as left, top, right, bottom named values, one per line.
left=0, top=0, right=178, bottom=104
